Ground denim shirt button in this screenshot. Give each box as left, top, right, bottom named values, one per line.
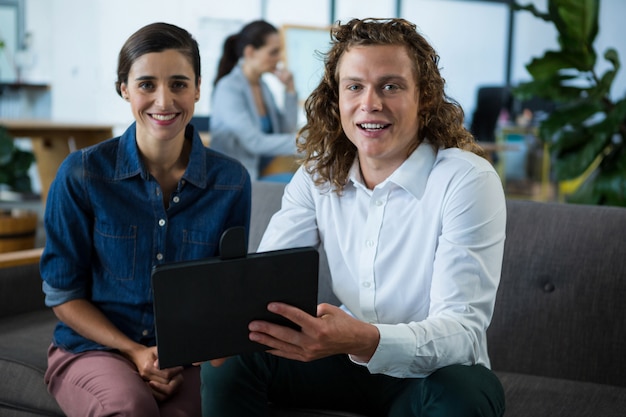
left=142, top=329, right=149, bottom=336
left=156, top=253, right=164, bottom=261
left=172, top=196, right=180, bottom=203
left=158, top=219, right=166, bottom=227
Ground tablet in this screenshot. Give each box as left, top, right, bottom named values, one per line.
left=151, top=246, right=319, bottom=368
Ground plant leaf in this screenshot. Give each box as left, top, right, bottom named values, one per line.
left=0, top=131, right=14, bottom=166
left=566, top=168, right=601, bottom=205
left=553, top=129, right=608, bottom=179
left=593, top=158, right=626, bottom=206
left=551, top=0, right=599, bottom=50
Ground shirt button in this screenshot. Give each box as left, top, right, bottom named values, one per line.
left=142, top=329, right=149, bottom=336
left=156, top=253, right=163, bottom=261
left=172, top=196, right=180, bottom=203
left=375, top=200, right=383, bottom=206
left=158, top=219, right=166, bottom=226
left=366, top=240, right=375, bottom=247
left=363, top=281, right=371, bottom=288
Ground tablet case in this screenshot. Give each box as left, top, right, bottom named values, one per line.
left=151, top=227, right=319, bottom=368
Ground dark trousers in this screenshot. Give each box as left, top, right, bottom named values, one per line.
left=201, top=353, right=505, bottom=417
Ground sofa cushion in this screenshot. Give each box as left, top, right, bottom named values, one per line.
left=0, top=309, right=63, bottom=416
left=496, top=371, right=626, bottom=417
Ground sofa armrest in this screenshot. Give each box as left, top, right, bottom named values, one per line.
left=0, top=248, right=46, bottom=319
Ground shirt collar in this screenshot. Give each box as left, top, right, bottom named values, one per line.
left=348, top=141, right=437, bottom=199
left=114, top=122, right=209, bottom=188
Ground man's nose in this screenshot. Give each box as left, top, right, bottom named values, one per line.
left=360, top=88, right=383, bottom=112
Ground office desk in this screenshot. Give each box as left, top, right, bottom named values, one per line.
left=0, top=119, right=114, bottom=203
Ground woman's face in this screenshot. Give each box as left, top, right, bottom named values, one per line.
left=120, top=49, right=200, bottom=145
left=246, top=32, right=282, bottom=74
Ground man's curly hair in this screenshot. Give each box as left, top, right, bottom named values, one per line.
left=297, top=18, right=484, bottom=193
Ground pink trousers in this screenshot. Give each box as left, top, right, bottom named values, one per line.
left=45, top=344, right=201, bottom=417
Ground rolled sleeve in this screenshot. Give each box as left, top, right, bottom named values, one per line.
left=42, top=281, right=87, bottom=307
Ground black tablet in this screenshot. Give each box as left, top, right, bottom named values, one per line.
left=151, top=246, right=319, bottom=368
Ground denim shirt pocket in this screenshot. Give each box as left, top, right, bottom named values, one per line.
left=94, top=222, right=138, bottom=280
left=181, top=229, right=219, bottom=260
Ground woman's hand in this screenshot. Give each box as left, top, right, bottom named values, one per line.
left=52, top=300, right=184, bottom=402
left=127, top=345, right=185, bottom=401
left=274, top=66, right=295, bottom=93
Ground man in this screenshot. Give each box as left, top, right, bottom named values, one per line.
left=201, top=18, right=506, bottom=417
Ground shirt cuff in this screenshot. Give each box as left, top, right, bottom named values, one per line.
left=364, top=323, right=421, bottom=377
left=42, top=281, right=86, bottom=307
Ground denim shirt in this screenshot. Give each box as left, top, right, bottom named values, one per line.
left=40, top=122, right=251, bottom=353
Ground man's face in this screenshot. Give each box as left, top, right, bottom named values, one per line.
left=338, top=44, right=420, bottom=180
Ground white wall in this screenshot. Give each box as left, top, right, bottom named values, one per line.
left=17, top=0, right=626, bottom=133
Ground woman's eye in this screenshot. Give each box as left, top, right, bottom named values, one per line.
left=172, top=81, right=187, bottom=90
left=138, top=82, right=154, bottom=90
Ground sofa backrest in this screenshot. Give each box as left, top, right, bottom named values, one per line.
left=250, top=181, right=337, bottom=305
left=0, top=262, right=46, bottom=319
left=487, top=199, right=626, bottom=387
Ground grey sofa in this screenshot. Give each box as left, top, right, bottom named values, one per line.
left=1, top=180, right=625, bottom=417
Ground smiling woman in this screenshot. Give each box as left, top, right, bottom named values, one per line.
left=39, top=22, right=250, bottom=417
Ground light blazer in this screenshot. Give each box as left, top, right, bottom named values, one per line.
left=210, top=64, right=299, bottom=178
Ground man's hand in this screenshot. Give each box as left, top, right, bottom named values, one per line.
left=248, top=302, right=380, bottom=362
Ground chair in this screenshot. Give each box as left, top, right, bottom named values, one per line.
left=469, top=86, right=511, bottom=143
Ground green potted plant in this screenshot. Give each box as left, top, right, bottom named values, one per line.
left=513, top=0, right=626, bottom=206
left=0, top=125, right=35, bottom=195
left=0, top=125, right=38, bottom=253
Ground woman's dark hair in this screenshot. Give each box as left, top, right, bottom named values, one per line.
left=213, top=20, right=278, bottom=86
left=115, top=22, right=201, bottom=97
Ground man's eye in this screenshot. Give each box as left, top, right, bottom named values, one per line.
left=383, top=84, right=398, bottom=91
left=347, top=85, right=360, bottom=91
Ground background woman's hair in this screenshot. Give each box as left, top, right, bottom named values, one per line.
left=213, top=20, right=278, bottom=86
left=298, top=17, right=483, bottom=193
left=115, top=22, right=201, bottom=97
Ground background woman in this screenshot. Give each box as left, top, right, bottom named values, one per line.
left=41, top=22, right=250, bottom=416
left=211, top=20, right=299, bottom=181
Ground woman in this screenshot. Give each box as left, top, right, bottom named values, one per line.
left=211, top=20, right=299, bottom=181
left=41, top=22, right=250, bottom=416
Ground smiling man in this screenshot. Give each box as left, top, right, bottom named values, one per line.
left=201, top=18, right=507, bottom=417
